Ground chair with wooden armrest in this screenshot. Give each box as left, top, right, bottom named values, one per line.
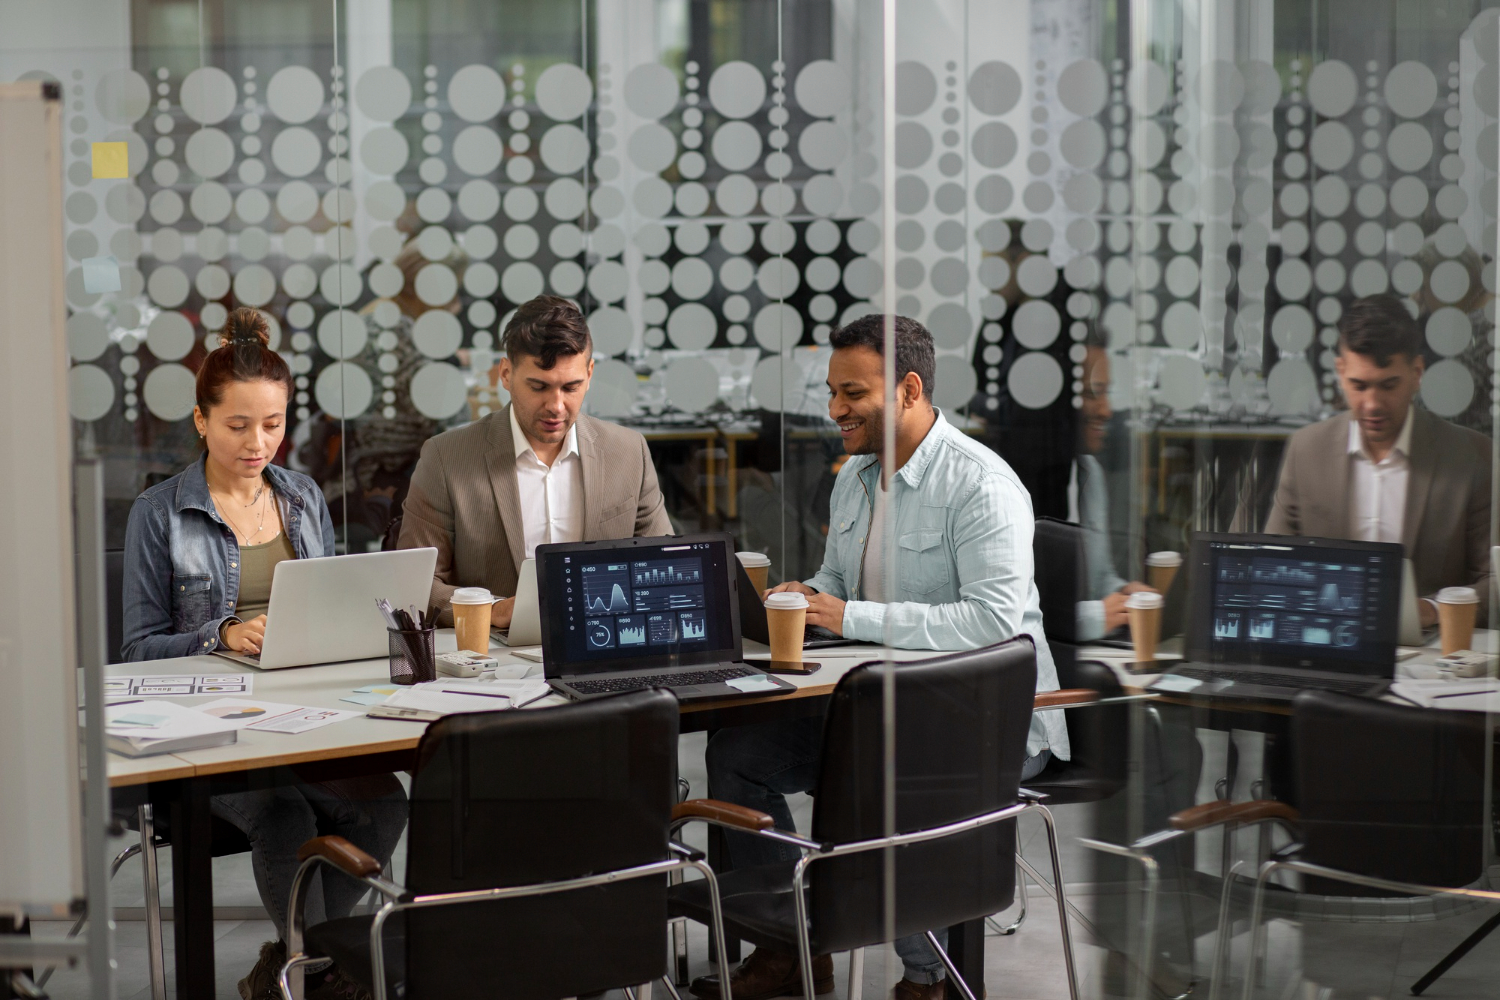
left=276, top=690, right=732, bottom=1000
left=1082, top=690, right=1494, bottom=1000
left=667, top=638, right=1081, bottom=1000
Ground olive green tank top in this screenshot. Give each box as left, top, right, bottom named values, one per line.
left=234, top=532, right=297, bottom=620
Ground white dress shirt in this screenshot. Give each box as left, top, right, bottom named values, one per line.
left=511, top=407, right=584, bottom=558
left=1348, top=407, right=1412, bottom=545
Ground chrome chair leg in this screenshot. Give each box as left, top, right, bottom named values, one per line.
left=1238, top=864, right=1277, bottom=1000
left=846, top=947, right=864, bottom=1000
left=659, top=974, right=685, bottom=1000
left=1036, top=804, right=1082, bottom=1000
left=1207, top=860, right=1248, bottom=1000
left=138, top=804, right=168, bottom=1000
left=986, top=856, right=1028, bottom=935
left=924, top=931, right=979, bottom=1000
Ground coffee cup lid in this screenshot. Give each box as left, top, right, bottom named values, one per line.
left=736, top=551, right=771, bottom=567
left=1146, top=551, right=1182, bottom=567
left=1437, top=587, right=1480, bottom=604
left=1126, top=592, right=1163, bottom=610
left=765, top=591, right=809, bottom=610
left=451, top=587, right=494, bottom=605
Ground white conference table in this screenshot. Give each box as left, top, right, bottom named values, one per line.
left=103, top=633, right=941, bottom=1000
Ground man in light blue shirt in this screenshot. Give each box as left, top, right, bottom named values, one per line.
left=691, top=316, right=1068, bottom=1000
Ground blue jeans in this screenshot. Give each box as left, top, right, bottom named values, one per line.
left=706, top=717, right=1050, bottom=984
left=212, top=773, right=408, bottom=942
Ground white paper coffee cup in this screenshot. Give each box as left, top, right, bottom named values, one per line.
left=764, top=591, right=809, bottom=663
left=1126, top=592, right=1163, bottom=666
left=1146, top=552, right=1182, bottom=592
left=450, top=587, right=494, bottom=654
left=1437, top=587, right=1480, bottom=656
left=451, top=587, right=494, bottom=605
left=737, top=552, right=772, bottom=592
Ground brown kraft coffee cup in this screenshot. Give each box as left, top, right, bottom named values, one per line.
left=1126, top=592, right=1164, bottom=667
left=450, top=586, right=494, bottom=655
left=737, top=551, right=771, bottom=594
left=764, top=591, right=808, bottom=663
left=1146, top=551, right=1182, bottom=594
left=1437, top=587, right=1480, bottom=656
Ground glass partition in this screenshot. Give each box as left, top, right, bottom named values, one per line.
left=10, top=0, right=1500, bottom=997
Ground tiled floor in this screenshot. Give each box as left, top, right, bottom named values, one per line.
left=31, top=732, right=1500, bottom=1000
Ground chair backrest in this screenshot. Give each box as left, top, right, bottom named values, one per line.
left=403, top=689, right=678, bottom=1000
left=1033, top=517, right=1086, bottom=643
left=804, top=638, right=1037, bottom=954
left=381, top=513, right=404, bottom=553
left=1292, top=690, right=1488, bottom=895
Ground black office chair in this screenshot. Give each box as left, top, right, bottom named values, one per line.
left=1085, top=691, right=1495, bottom=1000
left=278, top=690, right=730, bottom=1000
left=669, top=638, right=1081, bottom=1000
left=105, top=548, right=126, bottom=663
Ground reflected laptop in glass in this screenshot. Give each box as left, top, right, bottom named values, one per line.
left=214, top=547, right=437, bottom=669
left=491, top=558, right=540, bottom=647
left=1397, top=558, right=1438, bottom=648
left=535, top=533, right=797, bottom=703
left=1151, top=533, right=1401, bottom=702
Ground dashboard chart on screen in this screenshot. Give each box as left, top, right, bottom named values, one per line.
left=1196, top=536, right=1401, bottom=668
left=540, top=538, right=737, bottom=669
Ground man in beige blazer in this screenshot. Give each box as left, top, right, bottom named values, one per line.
left=399, top=295, right=672, bottom=627
left=1266, top=294, right=1492, bottom=625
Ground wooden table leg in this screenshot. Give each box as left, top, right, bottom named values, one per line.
left=945, top=918, right=985, bottom=998
left=171, top=777, right=215, bottom=1000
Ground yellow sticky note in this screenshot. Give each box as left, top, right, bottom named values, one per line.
left=91, top=141, right=129, bottom=179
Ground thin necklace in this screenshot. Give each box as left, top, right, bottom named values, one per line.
left=212, top=476, right=271, bottom=544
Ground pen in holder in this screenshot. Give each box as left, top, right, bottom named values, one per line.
left=388, top=626, right=437, bottom=685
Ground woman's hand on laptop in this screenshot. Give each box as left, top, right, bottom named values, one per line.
left=222, top=615, right=267, bottom=654
left=489, top=596, right=516, bottom=631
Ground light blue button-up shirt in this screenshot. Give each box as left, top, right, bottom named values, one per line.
left=806, top=411, right=1070, bottom=760
left=1073, top=454, right=1127, bottom=642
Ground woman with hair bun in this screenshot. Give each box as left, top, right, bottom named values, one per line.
left=122, top=307, right=405, bottom=1000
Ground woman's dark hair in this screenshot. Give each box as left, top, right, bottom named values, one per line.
left=1337, top=293, right=1422, bottom=368
left=195, top=307, right=294, bottom=412
left=829, top=314, right=936, bottom=400
left=502, top=295, right=592, bottom=370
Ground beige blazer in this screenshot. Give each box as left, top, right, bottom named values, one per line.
left=1265, top=408, right=1493, bottom=624
left=398, top=406, right=673, bottom=624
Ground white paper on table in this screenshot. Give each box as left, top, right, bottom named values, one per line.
left=726, top=674, right=781, bottom=693
left=248, top=706, right=361, bottom=733
left=1149, top=675, right=1203, bottom=693
left=106, top=700, right=237, bottom=739
left=403, top=678, right=552, bottom=710
left=194, top=698, right=354, bottom=731
left=1390, top=678, right=1500, bottom=711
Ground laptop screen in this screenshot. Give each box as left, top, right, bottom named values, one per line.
left=1186, top=534, right=1402, bottom=672
left=535, top=533, right=742, bottom=676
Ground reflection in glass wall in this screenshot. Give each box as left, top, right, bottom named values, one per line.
left=10, top=0, right=1500, bottom=996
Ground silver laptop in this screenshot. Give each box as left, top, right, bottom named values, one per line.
left=215, top=548, right=437, bottom=669
left=491, top=558, right=540, bottom=646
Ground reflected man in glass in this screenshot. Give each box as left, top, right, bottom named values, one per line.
left=1072, top=334, right=1157, bottom=640
left=696, top=315, right=1069, bottom=1000
left=1266, top=293, right=1492, bottom=625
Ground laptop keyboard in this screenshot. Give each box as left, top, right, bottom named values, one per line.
left=1171, top=665, right=1379, bottom=695
left=568, top=666, right=756, bottom=695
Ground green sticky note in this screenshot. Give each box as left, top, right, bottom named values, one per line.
left=81, top=255, right=121, bottom=293
left=91, top=141, right=129, bottom=179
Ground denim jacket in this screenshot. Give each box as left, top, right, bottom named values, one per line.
left=122, top=455, right=336, bottom=661
left=805, top=411, right=1069, bottom=760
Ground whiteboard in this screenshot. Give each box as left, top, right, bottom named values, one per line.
left=0, top=80, right=84, bottom=916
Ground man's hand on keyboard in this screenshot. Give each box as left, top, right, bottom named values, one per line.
left=805, top=591, right=846, bottom=636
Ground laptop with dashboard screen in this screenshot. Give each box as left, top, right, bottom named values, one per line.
left=534, top=533, right=797, bottom=703
left=1150, top=533, right=1402, bottom=702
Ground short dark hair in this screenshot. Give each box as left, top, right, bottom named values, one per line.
left=828, top=314, right=936, bottom=400
left=1337, top=294, right=1421, bottom=367
left=502, top=295, right=591, bottom=369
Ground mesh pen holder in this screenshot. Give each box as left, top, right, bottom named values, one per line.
left=388, top=627, right=437, bottom=685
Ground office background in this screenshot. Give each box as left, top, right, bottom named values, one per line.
left=5, top=2, right=1500, bottom=999
left=3, top=0, right=1496, bottom=587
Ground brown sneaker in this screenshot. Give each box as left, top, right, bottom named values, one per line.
left=236, top=940, right=286, bottom=1000
left=688, top=947, right=835, bottom=999
left=305, top=965, right=373, bottom=1000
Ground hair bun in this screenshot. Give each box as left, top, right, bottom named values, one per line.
left=218, top=306, right=272, bottom=350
